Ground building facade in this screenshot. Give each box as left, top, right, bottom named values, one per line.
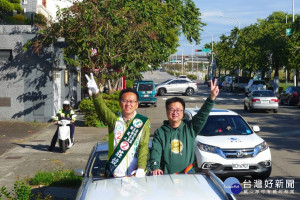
left=0, top=1, right=81, bottom=122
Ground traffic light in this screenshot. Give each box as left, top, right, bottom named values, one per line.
left=195, top=49, right=202, bottom=52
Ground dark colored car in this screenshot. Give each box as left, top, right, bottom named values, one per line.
left=279, top=86, right=300, bottom=106
left=134, top=80, right=157, bottom=107
left=232, top=77, right=250, bottom=93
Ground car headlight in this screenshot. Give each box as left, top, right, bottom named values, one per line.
left=197, top=142, right=218, bottom=153
left=255, top=141, right=268, bottom=154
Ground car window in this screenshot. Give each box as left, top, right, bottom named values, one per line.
left=138, top=83, right=154, bottom=91
left=199, top=115, right=252, bottom=136
left=89, top=151, right=108, bottom=178
left=292, top=87, right=300, bottom=92
left=252, top=90, right=275, bottom=97
left=177, top=80, right=189, bottom=84
left=168, top=80, right=177, bottom=84
left=253, top=80, right=266, bottom=85
left=161, top=79, right=172, bottom=84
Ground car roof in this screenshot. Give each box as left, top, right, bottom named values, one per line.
left=136, top=80, right=154, bottom=83
left=185, top=108, right=238, bottom=116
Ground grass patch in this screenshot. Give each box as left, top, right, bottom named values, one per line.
left=30, top=169, right=82, bottom=188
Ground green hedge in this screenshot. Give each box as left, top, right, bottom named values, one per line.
left=79, top=92, right=121, bottom=127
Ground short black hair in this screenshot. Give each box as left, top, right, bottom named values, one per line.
left=165, top=97, right=185, bottom=110
left=119, top=88, right=139, bottom=101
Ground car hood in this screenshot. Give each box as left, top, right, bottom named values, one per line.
left=79, top=175, right=229, bottom=200
left=196, top=134, right=264, bottom=149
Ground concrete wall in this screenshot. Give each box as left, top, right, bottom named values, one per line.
left=0, top=25, right=81, bottom=122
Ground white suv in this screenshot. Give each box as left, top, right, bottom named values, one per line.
left=156, top=79, right=198, bottom=96
left=184, top=109, right=272, bottom=179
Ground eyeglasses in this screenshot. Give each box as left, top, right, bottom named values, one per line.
left=168, top=108, right=184, bottom=113
left=121, top=99, right=137, bottom=105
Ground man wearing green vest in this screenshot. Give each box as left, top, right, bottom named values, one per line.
left=150, top=79, right=219, bottom=175
left=85, top=73, right=150, bottom=178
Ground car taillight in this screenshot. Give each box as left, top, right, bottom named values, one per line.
left=293, top=92, right=298, bottom=96
left=252, top=98, right=260, bottom=102
left=271, top=99, right=278, bottom=102
left=195, top=83, right=198, bottom=86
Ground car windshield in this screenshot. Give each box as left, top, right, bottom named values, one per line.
left=88, top=151, right=108, bottom=179
left=138, top=83, right=154, bottom=91
left=160, top=79, right=172, bottom=84
left=199, top=115, right=252, bottom=136
left=252, top=90, right=275, bottom=97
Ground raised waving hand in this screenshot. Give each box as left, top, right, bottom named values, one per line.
left=85, top=73, right=99, bottom=94
left=210, top=78, right=219, bottom=101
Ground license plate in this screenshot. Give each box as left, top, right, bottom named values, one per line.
left=143, top=95, right=149, bottom=97
left=261, top=100, right=269, bottom=104
left=232, top=163, right=249, bottom=170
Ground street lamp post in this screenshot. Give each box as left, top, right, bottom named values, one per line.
left=182, top=43, right=195, bottom=74
left=219, top=15, right=240, bottom=77
left=177, top=49, right=184, bottom=74
left=219, top=15, right=240, bottom=30
left=204, top=32, right=214, bottom=77
left=292, top=0, right=297, bottom=86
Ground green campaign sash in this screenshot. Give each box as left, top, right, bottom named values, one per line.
left=105, top=114, right=148, bottom=177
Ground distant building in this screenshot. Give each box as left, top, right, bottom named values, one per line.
left=0, top=0, right=81, bottom=122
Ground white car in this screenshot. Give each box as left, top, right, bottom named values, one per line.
left=244, top=80, right=267, bottom=94
left=184, top=109, right=272, bottom=180
left=244, top=90, right=279, bottom=113
left=75, top=142, right=236, bottom=200
left=156, top=79, right=198, bottom=96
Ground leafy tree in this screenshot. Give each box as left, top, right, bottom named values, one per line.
left=28, top=0, right=205, bottom=93
left=0, top=0, right=22, bottom=16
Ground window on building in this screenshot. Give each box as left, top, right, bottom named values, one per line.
left=42, top=0, right=46, bottom=7
left=23, top=0, right=27, bottom=4
left=23, top=8, right=26, bottom=13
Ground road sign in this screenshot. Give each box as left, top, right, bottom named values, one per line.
left=172, top=60, right=176, bottom=62
left=286, top=28, right=292, bottom=36
left=202, top=48, right=211, bottom=53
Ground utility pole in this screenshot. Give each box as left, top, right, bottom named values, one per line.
left=292, top=0, right=297, bottom=86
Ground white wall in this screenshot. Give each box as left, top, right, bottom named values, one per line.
left=47, top=0, right=77, bottom=20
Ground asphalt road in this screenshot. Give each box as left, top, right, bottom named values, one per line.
left=138, top=70, right=300, bottom=200
left=0, top=70, right=299, bottom=199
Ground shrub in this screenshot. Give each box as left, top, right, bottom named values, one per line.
left=13, top=14, right=25, bottom=24
left=187, top=74, right=197, bottom=80
left=79, top=92, right=121, bottom=127
left=0, top=179, right=52, bottom=200
left=126, top=80, right=134, bottom=88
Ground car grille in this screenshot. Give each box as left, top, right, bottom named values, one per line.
left=222, top=148, right=254, bottom=159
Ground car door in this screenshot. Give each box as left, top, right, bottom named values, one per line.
left=281, top=87, right=290, bottom=102
left=176, top=80, right=189, bottom=92
left=166, top=80, right=178, bottom=93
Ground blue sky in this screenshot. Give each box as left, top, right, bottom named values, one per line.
left=178, top=0, right=300, bottom=55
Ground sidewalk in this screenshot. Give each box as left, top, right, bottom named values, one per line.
left=0, top=117, right=108, bottom=199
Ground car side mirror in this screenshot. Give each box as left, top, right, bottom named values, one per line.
left=252, top=125, right=260, bottom=133
left=75, top=169, right=84, bottom=177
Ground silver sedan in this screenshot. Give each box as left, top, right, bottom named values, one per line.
left=244, top=90, right=279, bottom=113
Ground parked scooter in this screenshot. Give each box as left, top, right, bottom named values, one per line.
left=53, top=115, right=77, bottom=153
